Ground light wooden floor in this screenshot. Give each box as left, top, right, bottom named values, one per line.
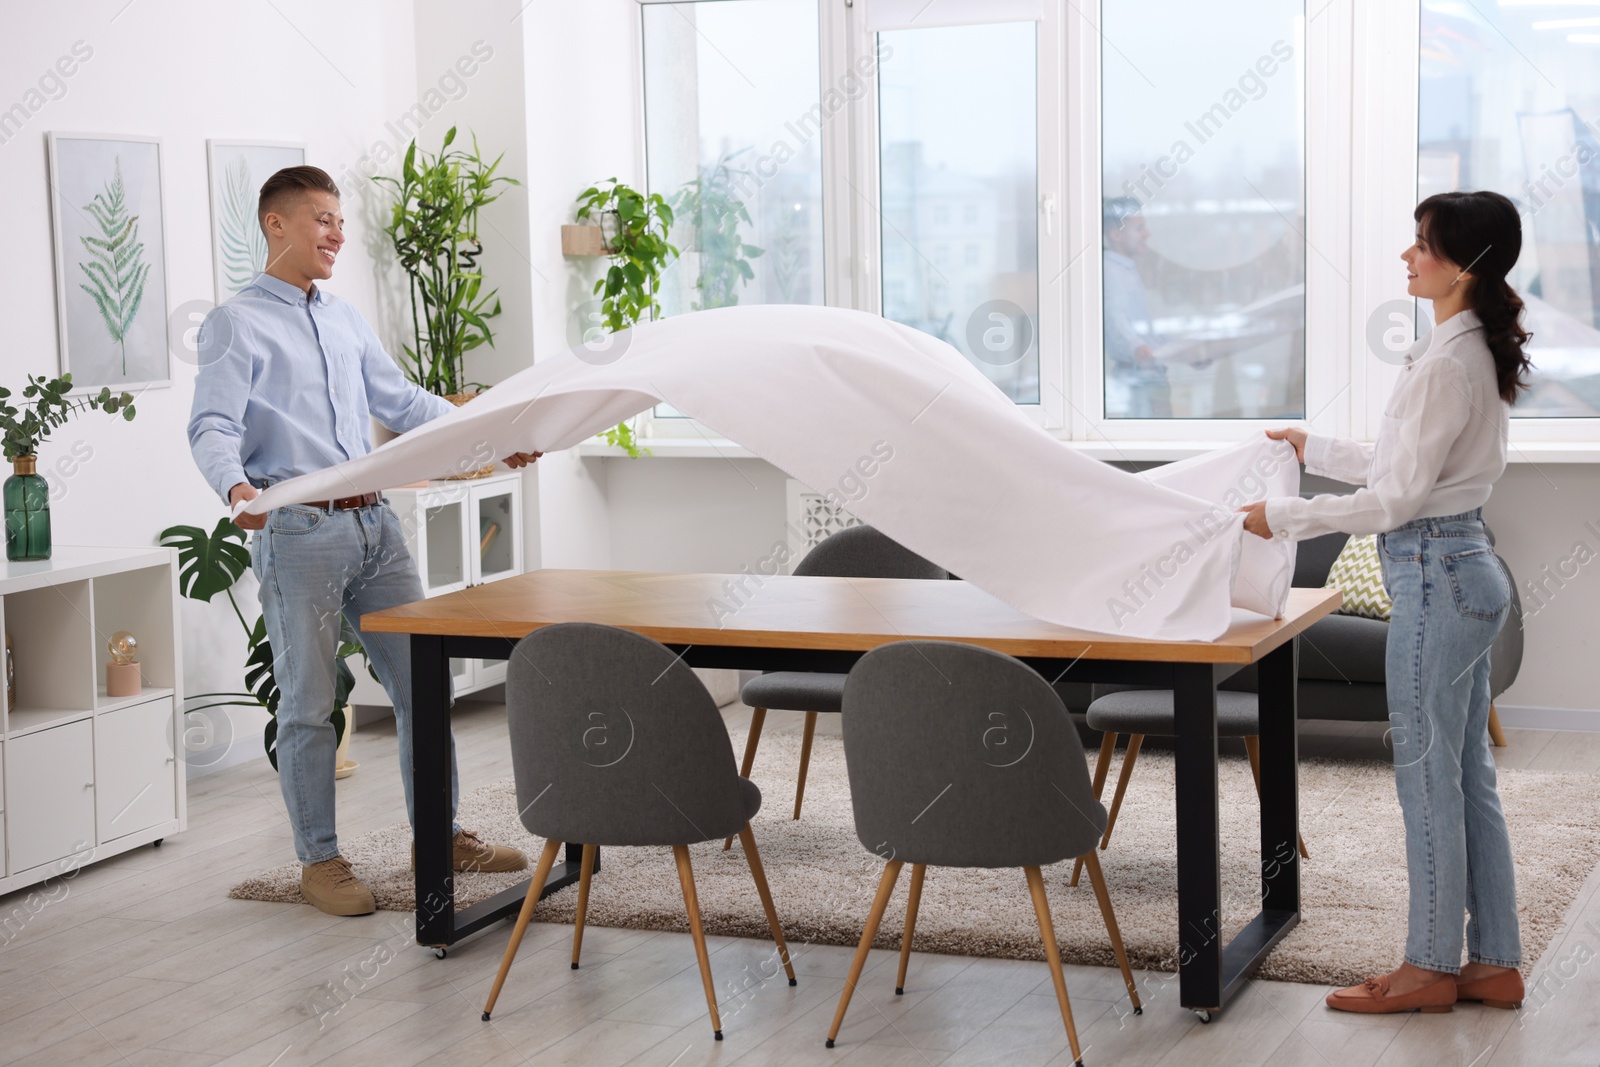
left=2, top=701, right=1598, bottom=1067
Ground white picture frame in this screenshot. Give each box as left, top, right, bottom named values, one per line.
left=205, top=139, right=306, bottom=302
left=46, top=131, right=172, bottom=392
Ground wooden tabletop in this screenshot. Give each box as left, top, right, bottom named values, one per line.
left=363, top=569, right=1343, bottom=665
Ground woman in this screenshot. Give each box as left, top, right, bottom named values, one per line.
left=1240, top=190, right=1531, bottom=1014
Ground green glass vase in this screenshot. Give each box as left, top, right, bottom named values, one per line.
left=4, top=455, right=51, bottom=562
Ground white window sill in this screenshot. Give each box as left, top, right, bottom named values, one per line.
left=577, top=438, right=1600, bottom=463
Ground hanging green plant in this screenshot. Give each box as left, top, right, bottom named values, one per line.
left=672, top=148, right=765, bottom=311
left=575, top=178, right=678, bottom=457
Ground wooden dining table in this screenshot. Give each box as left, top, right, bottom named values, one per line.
left=362, top=569, right=1342, bottom=1019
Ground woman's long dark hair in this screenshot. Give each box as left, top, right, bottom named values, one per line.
left=1414, top=191, right=1534, bottom=404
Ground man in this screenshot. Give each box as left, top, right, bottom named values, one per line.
left=1102, top=197, right=1172, bottom=418
left=189, top=166, right=540, bottom=916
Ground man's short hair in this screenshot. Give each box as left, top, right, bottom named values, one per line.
left=258, top=166, right=340, bottom=234
left=1102, top=196, right=1142, bottom=235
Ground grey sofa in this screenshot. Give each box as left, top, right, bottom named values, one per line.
left=1058, top=521, right=1524, bottom=738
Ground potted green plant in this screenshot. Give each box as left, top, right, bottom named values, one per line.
left=1, top=373, right=135, bottom=561
left=374, top=126, right=519, bottom=402
left=672, top=148, right=765, bottom=311
left=575, top=178, right=679, bottom=457
left=159, top=518, right=371, bottom=770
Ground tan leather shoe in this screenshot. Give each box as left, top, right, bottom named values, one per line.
left=1456, top=968, right=1524, bottom=1009
left=410, top=829, right=530, bottom=874
left=300, top=856, right=376, bottom=916
left=1326, top=972, right=1456, bottom=1014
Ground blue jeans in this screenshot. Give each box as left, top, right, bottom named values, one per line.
left=252, top=501, right=460, bottom=864
left=1378, top=508, right=1521, bottom=973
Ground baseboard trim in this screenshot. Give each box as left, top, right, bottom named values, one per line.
left=1494, top=704, right=1600, bottom=732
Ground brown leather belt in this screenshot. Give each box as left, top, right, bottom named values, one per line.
left=297, top=492, right=381, bottom=511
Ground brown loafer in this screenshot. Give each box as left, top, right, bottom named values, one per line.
left=410, top=829, right=530, bottom=874
left=1326, top=972, right=1456, bottom=1014
left=1456, top=968, right=1524, bottom=1009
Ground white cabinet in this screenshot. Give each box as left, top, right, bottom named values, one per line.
left=96, top=697, right=178, bottom=842
left=351, top=473, right=525, bottom=706
left=8, top=719, right=96, bottom=876
left=0, top=547, right=184, bottom=893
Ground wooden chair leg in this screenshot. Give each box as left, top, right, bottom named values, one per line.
left=1080, top=850, right=1141, bottom=1014
left=672, top=844, right=724, bottom=1040
left=736, top=824, right=797, bottom=985
left=570, top=843, right=597, bottom=969
left=1245, top=735, right=1310, bottom=860
left=1071, top=733, right=1119, bottom=887
left=1024, top=865, right=1084, bottom=1066
left=1101, top=733, right=1143, bottom=849
left=1244, top=734, right=1262, bottom=793
left=1488, top=702, right=1508, bottom=748
left=482, top=839, right=562, bottom=1021
left=725, top=707, right=767, bottom=850
left=895, top=863, right=926, bottom=995
left=794, top=711, right=818, bottom=820
left=826, top=860, right=904, bottom=1048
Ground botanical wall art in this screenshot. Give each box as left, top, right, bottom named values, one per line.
left=46, top=132, right=171, bottom=391
left=206, top=140, right=305, bottom=301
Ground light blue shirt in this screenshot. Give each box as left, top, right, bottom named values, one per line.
left=188, top=273, right=453, bottom=504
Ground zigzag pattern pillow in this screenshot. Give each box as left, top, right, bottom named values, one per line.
left=1325, top=534, right=1392, bottom=621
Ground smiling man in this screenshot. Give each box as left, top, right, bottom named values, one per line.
left=188, top=166, right=538, bottom=916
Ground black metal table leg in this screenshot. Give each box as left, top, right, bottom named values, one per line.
left=1173, top=663, right=1223, bottom=1012
left=411, top=635, right=591, bottom=950
left=1257, top=638, right=1301, bottom=912
left=412, top=634, right=456, bottom=948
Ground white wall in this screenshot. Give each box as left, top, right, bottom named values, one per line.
left=0, top=1, right=426, bottom=773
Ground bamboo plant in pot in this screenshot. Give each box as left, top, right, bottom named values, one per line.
left=1, top=373, right=135, bottom=561
left=375, top=127, right=517, bottom=477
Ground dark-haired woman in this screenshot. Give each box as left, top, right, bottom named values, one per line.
left=1241, top=190, right=1531, bottom=1014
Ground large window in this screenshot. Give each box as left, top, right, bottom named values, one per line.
left=1419, top=1, right=1600, bottom=417
left=627, top=0, right=1597, bottom=449
left=642, top=0, right=826, bottom=320
left=1101, top=1, right=1306, bottom=420
left=876, top=21, right=1040, bottom=404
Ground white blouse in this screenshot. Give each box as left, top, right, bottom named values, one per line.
left=1265, top=308, right=1509, bottom=541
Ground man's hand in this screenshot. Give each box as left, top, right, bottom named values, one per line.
left=1265, top=427, right=1307, bottom=463
left=1133, top=344, right=1155, bottom=366
left=229, top=482, right=267, bottom=530
left=1238, top=501, right=1274, bottom=539
left=502, top=451, right=543, bottom=469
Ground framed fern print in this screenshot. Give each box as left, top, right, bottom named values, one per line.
left=205, top=140, right=305, bottom=302
left=46, top=132, right=172, bottom=391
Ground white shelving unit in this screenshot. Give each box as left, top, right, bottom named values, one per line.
left=350, top=472, right=524, bottom=707
left=0, top=546, right=185, bottom=893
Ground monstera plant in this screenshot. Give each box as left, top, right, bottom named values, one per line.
left=160, top=518, right=372, bottom=769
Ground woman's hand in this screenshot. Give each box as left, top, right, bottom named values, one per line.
left=1238, top=500, right=1274, bottom=539
left=1265, top=427, right=1307, bottom=463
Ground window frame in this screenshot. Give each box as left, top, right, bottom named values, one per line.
left=624, top=0, right=1600, bottom=453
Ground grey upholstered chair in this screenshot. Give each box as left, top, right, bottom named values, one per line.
left=481, top=622, right=796, bottom=1040
left=826, top=640, right=1141, bottom=1065
left=1068, top=686, right=1310, bottom=888
left=725, top=524, right=947, bottom=849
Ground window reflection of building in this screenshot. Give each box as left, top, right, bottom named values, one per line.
left=880, top=140, right=1039, bottom=402
left=1420, top=1, right=1600, bottom=417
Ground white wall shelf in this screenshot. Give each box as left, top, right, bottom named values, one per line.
left=0, top=546, right=185, bottom=893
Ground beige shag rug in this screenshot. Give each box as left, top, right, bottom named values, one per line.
left=230, top=728, right=1600, bottom=986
